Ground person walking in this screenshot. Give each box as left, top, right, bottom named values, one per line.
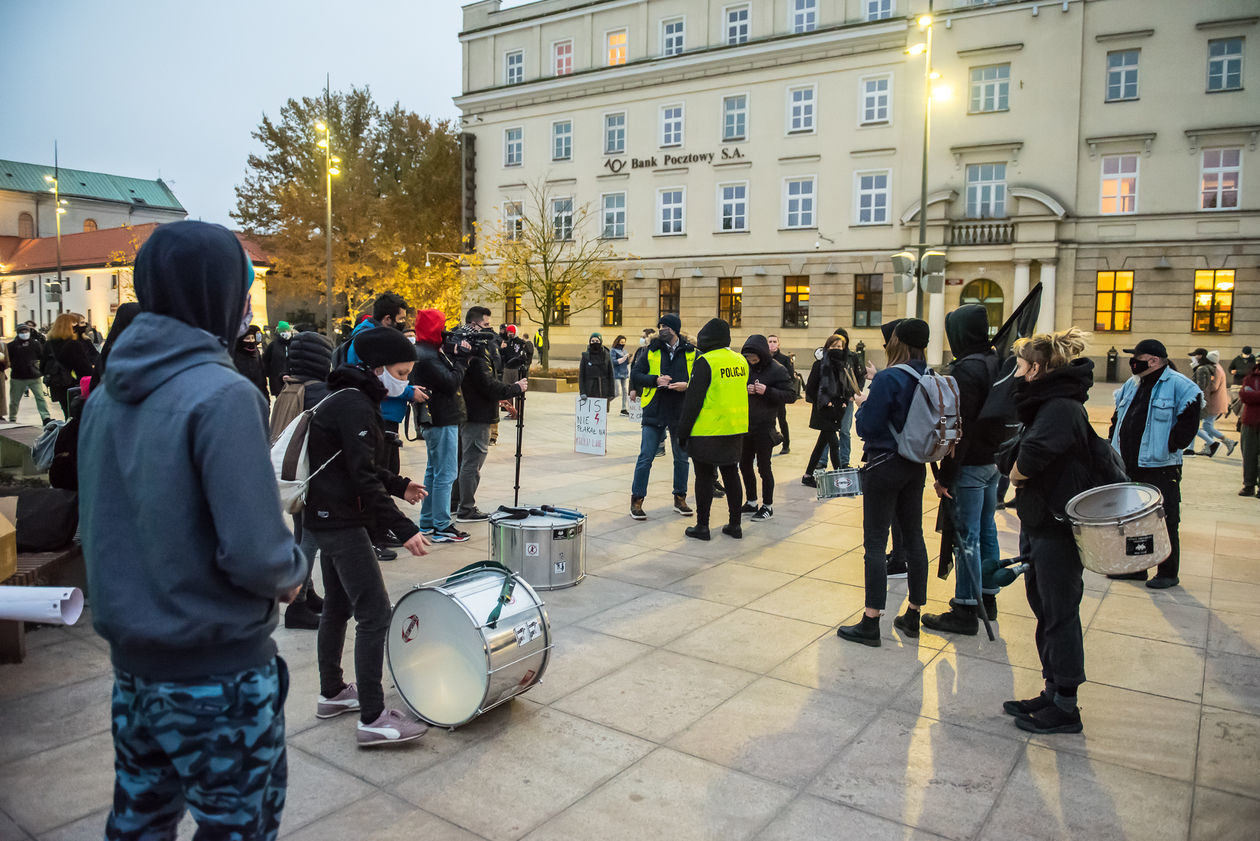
left=3, top=328, right=49, bottom=423
left=42, top=313, right=99, bottom=418
left=1192, top=348, right=1235, bottom=456
left=579, top=332, right=616, bottom=402
left=611, top=335, right=631, bottom=414
left=262, top=321, right=294, bottom=397
left=79, top=221, right=308, bottom=838
left=412, top=308, right=473, bottom=543
left=629, top=314, right=696, bottom=520
left=739, top=334, right=796, bottom=521
left=801, top=334, right=859, bottom=486
left=767, top=334, right=794, bottom=454
left=1239, top=364, right=1260, bottom=497
left=677, top=318, right=748, bottom=540
left=1108, top=339, right=1203, bottom=589
left=837, top=318, right=932, bottom=647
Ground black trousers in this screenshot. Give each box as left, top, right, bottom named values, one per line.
left=740, top=430, right=776, bottom=505
left=1020, top=525, right=1086, bottom=691
left=694, top=460, right=742, bottom=528
left=776, top=405, right=790, bottom=449
left=314, top=526, right=391, bottom=724
left=1129, top=465, right=1181, bottom=580
left=862, top=455, right=929, bottom=610
left=808, top=430, right=842, bottom=473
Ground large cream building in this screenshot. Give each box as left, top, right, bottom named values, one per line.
left=455, top=0, right=1258, bottom=365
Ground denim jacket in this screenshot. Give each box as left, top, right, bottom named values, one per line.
left=1110, top=365, right=1202, bottom=468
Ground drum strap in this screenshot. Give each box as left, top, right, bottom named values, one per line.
left=446, top=561, right=517, bottom=628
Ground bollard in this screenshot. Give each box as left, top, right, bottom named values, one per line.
left=855, top=340, right=866, bottom=370
left=1106, top=346, right=1119, bottom=383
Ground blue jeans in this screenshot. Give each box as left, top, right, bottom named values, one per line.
left=950, top=463, right=1001, bottom=604
left=815, top=403, right=855, bottom=470
left=1197, top=416, right=1227, bottom=445
left=419, top=424, right=459, bottom=530
left=632, top=423, right=689, bottom=498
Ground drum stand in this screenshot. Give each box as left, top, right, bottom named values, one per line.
left=513, top=393, right=525, bottom=507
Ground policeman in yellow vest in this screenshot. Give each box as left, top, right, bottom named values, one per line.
left=629, top=314, right=697, bottom=520
left=678, top=318, right=749, bottom=540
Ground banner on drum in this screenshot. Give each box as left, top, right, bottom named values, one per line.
left=627, top=394, right=643, bottom=424
left=575, top=396, right=608, bottom=455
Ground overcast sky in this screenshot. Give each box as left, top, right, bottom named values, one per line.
left=0, top=0, right=519, bottom=227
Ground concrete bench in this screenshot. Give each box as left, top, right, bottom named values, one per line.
left=0, top=543, right=86, bottom=663
left=0, top=425, right=45, bottom=477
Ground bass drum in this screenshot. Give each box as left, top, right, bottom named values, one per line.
left=386, top=562, right=551, bottom=729
left=1064, top=483, right=1171, bottom=576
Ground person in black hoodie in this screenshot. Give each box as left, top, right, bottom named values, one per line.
left=924, top=305, right=1002, bottom=636
left=739, top=334, right=797, bottom=521
left=262, top=321, right=294, bottom=397
left=802, top=334, right=860, bottom=486
left=1002, top=327, right=1094, bottom=735
left=579, top=332, right=615, bottom=400
left=7, top=324, right=52, bottom=423
left=234, top=332, right=268, bottom=401
left=305, top=326, right=430, bottom=747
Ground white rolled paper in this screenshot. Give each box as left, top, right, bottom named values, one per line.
left=0, top=586, right=84, bottom=625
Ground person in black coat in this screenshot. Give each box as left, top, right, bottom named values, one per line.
left=802, top=334, right=859, bottom=485
left=7, top=326, right=52, bottom=423
left=579, top=332, right=616, bottom=400
left=233, top=333, right=268, bottom=401
left=262, top=322, right=294, bottom=397
left=43, top=314, right=100, bottom=419
left=767, top=335, right=795, bottom=454
left=739, top=334, right=797, bottom=520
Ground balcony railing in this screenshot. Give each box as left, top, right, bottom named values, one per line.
left=950, top=221, right=1016, bottom=245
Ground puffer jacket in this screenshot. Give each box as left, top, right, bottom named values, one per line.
left=742, top=334, right=797, bottom=433
left=286, top=331, right=334, bottom=408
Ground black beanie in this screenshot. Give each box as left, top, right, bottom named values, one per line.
left=658, top=313, right=682, bottom=333
left=696, top=318, right=731, bottom=352
left=895, top=318, right=930, bottom=350
left=353, top=327, right=416, bottom=366
left=880, top=318, right=905, bottom=346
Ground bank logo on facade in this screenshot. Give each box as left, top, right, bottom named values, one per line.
left=603, top=146, right=745, bottom=174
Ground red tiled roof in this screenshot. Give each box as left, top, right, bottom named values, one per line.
left=0, top=223, right=272, bottom=275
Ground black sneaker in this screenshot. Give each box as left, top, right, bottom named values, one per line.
left=685, top=525, right=711, bottom=541
left=722, top=523, right=742, bottom=539
left=456, top=508, right=490, bottom=523
left=1146, top=576, right=1179, bottom=590
left=886, top=555, right=908, bottom=579
left=620, top=409, right=629, bottom=416
left=1003, top=692, right=1054, bottom=720
left=1015, top=702, right=1082, bottom=735
left=837, top=614, right=882, bottom=647
left=284, top=600, right=321, bottom=630
left=379, top=530, right=405, bottom=548
left=430, top=525, right=470, bottom=543
left=893, top=608, right=920, bottom=638
left=751, top=505, right=773, bottom=521
left=778, top=447, right=790, bottom=456
left=712, top=481, right=726, bottom=499
left=740, top=501, right=759, bottom=515
left=801, top=474, right=817, bottom=488
left=1182, top=448, right=1197, bottom=456
left=374, top=545, right=397, bottom=562
left=922, top=605, right=979, bottom=636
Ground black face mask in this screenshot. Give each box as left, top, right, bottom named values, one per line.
left=1130, top=357, right=1150, bottom=375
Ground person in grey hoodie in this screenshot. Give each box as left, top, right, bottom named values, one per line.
left=79, top=221, right=308, bottom=840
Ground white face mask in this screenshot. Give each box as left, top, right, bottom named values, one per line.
left=378, top=368, right=409, bottom=398
left=406, top=336, right=416, bottom=344
left=279, top=331, right=292, bottom=340
left=18, top=332, right=30, bottom=340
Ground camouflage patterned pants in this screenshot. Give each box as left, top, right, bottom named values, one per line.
left=105, top=657, right=289, bottom=841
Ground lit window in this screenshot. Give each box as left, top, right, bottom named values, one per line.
left=602, top=192, right=626, bottom=238
left=787, top=85, right=815, bottom=133
left=504, top=287, right=522, bottom=324
left=607, top=29, right=627, bottom=66
left=552, top=120, right=572, bottom=161
left=1100, top=154, right=1139, bottom=215
left=860, top=75, right=891, bottom=125
left=722, top=94, right=747, bottom=141
left=661, top=104, right=684, bottom=147
left=662, top=18, right=685, bottom=56
left=1105, top=50, right=1139, bottom=102
left=1094, top=271, right=1133, bottom=332
left=603, top=280, right=623, bottom=327
left=725, top=5, right=750, bottom=46
left=604, top=112, right=626, bottom=155
left=1193, top=269, right=1234, bottom=333
left=659, top=279, right=680, bottom=317
left=658, top=187, right=685, bottom=235
left=854, top=274, right=883, bottom=327
left=504, top=127, right=523, bottom=167
left=855, top=170, right=890, bottom=225
left=82, top=218, right=97, bottom=232
left=791, top=0, right=817, bottom=34
left=718, top=277, right=742, bottom=327
left=783, top=276, right=810, bottom=328
left=1207, top=38, right=1243, bottom=92
left=965, top=163, right=1006, bottom=218
left=969, top=64, right=1010, bottom=113
left=504, top=201, right=523, bottom=241
left=554, top=40, right=573, bottom=76
left=718, top=183, right=748, bottom=232
left=783, top=177, right=815, bottom=228
left=553, top=288, right=571, bottom=326
left=551, top=197, right=573, bottom=241
left=1201, top=148, right=1241, bottom=210
left=505, top=50, right=524, bottom=85
left=865, top=0, right=894, bottom=22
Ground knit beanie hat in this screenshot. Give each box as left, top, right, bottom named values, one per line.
left=895, top=318, right=930, bottom=350
left=658, top=313, right=682, bottom=333
left=353, top=327, right=416, bottom=366
left=276, top=320, right=291, bottom=331
left=880, top=318, right=905, bottom=346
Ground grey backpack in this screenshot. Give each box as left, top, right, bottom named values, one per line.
left=889, top=364, right=963, bottom=463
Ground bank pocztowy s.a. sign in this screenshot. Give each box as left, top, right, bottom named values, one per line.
left=603, top=146, right=746, bottom=174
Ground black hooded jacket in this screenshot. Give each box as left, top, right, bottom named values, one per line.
left=742, top=334, right=797, bottom=433
left=285, top=331, right=334, bottom=409
left=463, top=331, right=523, bottom=424
left=678, top=319, right=747, bottom=465
left=6, top=334, right=43, bottom=380
left=262, top=334, right=291, bottom=396
left=806, top=347, right=860, bottom=431
left=412, top=340, right=468, bottom=427
left=938, top=305, right=999, bottom=485
left=579, top=342, right=615, bottom=399
left=233, top=336, right=268, bottom=399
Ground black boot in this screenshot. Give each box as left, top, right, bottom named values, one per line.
left=982, top=593, right=998, bottom=619
left=685, top=524, right=711, bottom=541
left=837, top=613, right=882, bottom=647
left=893, top=607, right=920, bottom=638
left=1015, top=697, right=1083, bottom=734
left=284, top=600, right=321, bottom=630
left=1003, top=691, right=1054, bottom=720
left=722, top=522, right=742, bottom=539
left=305, top=589, right=324, bottom=613
left=922, top=601, right=979, bottom=635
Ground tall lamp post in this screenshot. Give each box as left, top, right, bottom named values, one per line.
left=315, top=121, right=341, bottom=338
left=43, top=173, right=67, bottom=318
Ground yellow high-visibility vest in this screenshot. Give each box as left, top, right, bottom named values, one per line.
left=641, top=347, right=696, bottom=408
left=691, top=347, right=749, bottom=437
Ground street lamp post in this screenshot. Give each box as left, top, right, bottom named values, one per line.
left=43, top=173, right=67, bottom=318
left=316, top=122, right=341, bottom=337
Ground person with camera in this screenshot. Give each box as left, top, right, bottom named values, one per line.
left=412, top=308, right=472, bottom=543
left=629, top=314, right=696, bottom=520
left=739, top=334, right=796, bottom=521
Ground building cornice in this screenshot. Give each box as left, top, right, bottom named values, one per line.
left=1094, top=29, right=1154, bottom=43
left=1195, top=17, right=1258, bottom=31
left=956, top=42, right=1023, bottom=58
left=949, top=141, right=1024, bottom=168
left=1184, top=125, right=1260, bottom=153
left=1083, top=132, right=1155, bottom=157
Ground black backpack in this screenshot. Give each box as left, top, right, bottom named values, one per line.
left=973, top=355, right=1020, bottom=451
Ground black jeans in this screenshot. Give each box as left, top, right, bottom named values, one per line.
left=862, top=455, right=929, bottom=610
left=314, top=527, right=391, bottom=724
left=740, top=430, right=776, bottom=505
left=1020, top=525, right=1086, bottom=690
left=1129, top=465, right=1181, bottom=579
left=808, top=430, right=842, bottom=474
left=776, top=405, right=790, bottom=449
left=694, top=460, right=742, bottom=528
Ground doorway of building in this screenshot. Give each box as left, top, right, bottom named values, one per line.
left=960, top=279, right=1004, bottom=336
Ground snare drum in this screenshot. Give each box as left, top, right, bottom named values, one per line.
left=1064, top=483, right=1171, bottom=576
left=814, top=467, right=864, bottom=500
left=386, top=562, right=551, bottom=729
left=490, top=509, right=586, bottom=590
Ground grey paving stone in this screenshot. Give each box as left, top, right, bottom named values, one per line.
left=1189, top=786, right=1260, bottom=841
left=1197, top=708, right=1260, bottom=799
left=754, top=795, right=950, bottom=841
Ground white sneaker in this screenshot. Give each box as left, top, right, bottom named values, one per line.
left=356, top=709, right=428, bottom=747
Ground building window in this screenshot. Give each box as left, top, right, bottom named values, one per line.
left=784, top=176, right=816, bottom=228
left=28, top=280, right=34, bottom=294
left=504, top=288, right=522, bottom=325
left=787, top=85, right=816, bottom=133
left=658, top=187, right=685, bottom=235
left=505, top=50, right=524, bottom=85
left=1100, top=154, right=1139, bottom=215
left=855, top=170, right=890, bottom=225
left=64, top=277, right=71, bottom=292
left=504, top=127, right=523, bottom=167
left=551, top=197, right=573, bottom=241
left=1094, top=271, right=1133, bottom=332
left=722, top=94, right=747, bottom=142
left=791, top=0, right=817, bottom=34
left=607, top=29, right=627, bottom=66
left=18, top=212, right=33, bottom=238
left=1193, top=269, right=1234, bottom=333
left=659, top=278, right=680, bottom=317
left=603, top=280, right=623, bottom=327
left=782, top=276, right=810, bottom=328
left=111, top=273, right=118, bottom=289
left=718, top=183, right=748, bottom=232
left=554, top=40, right=573, bottom=76
left=854, top=273, right=883, bottom=327
left=604, top=112, right=626, bottom=154
left=504, top=201, right=524, bottom=241
left=718, top=277, right=742, bottom=327
left=860, top=75, right=891, bottom=125
left=865, top=0, right=894, bottom=21
left=1201, top=148, right=1241, bottom=210
left=85, top=276, right=91, bottom=291
left=969, top=64, right=1010, bottom=113
left=1105, top=49, right=1139, bottom=102
left=553, top=289, right=571, bottom=326
left=661, top=104, right=684, bottom=147
left=959, top=279, right=1004, bottom=336
left=1207, top=37, right=1243, bottom=92
left=82, top=218, right=98, bottom=233
left=725, top=4, right=750, bottom=46
left=965, top=163, right=1006, bottom=218
left=662, top=17, right=685, bottom=56
left=552, top=120, right=572, bottom=161
left=602, top=192, right=626, bottom=238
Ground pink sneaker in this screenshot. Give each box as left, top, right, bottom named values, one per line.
left=316, top=683, right=360, bottom=719
left=356, top=709, right=428, bottom=747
